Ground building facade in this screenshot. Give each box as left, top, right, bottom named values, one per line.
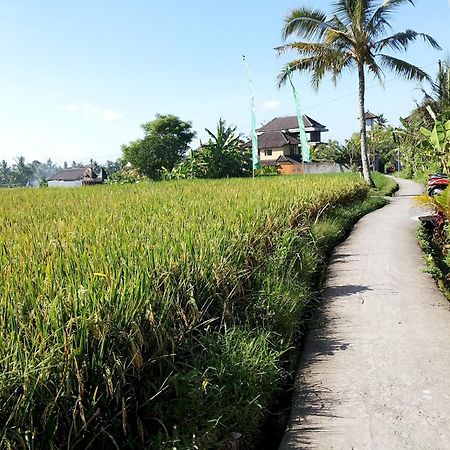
left=252, top=115, right=328, bottom=165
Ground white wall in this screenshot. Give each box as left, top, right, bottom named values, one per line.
left=48, top=180, right=83, bottom=188
left=303, top=162, right=350, bottom=174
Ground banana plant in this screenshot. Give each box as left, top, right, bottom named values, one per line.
left=420, top=113, right=450, bottom=173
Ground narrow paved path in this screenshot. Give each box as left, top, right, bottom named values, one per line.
left=280, top=178, right=450, bottom=450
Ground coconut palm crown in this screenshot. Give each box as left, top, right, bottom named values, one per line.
left=277, top=0, right=441, bottom=185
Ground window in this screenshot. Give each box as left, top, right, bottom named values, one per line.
left=264, top=149, right=272, bottom=156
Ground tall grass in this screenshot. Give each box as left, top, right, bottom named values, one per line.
left=370, top=171, right=398, bottom=196
left=0, top=174, right=377, bottom=448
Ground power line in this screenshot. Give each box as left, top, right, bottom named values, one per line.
left=302, top=60, right=439, bottom=112
left=236, top=59, right=440, bottom=133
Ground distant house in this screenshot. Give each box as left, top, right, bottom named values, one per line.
left=47, top=166, right=107, bottom=187
left=245, top=114, right=329, bottom=166
left=252, top=130, right=302, bottom=164
left=363, top=111, right=379, bottom=131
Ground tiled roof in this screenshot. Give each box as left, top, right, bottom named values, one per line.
left=245, top=131, right=300, bottom=149
left=48, top=168, right=87, bottom=181
left=48, top=166, right=105, bottom=182
left=257, top=115, right=326, bottom=132
left=364, top=111, right=378, bottom=120
left=276, top=154, right=302, bottom=164
left=260, top=154, right=303, bottom=166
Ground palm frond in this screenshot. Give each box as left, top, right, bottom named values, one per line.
left=324, top=27, right=355, bottom=50
left=367, top=0, right=414, bottom=37
left=355, top=0, right=379, bottom=27
left=378, top=54, right=432, bottom=83
left=330, top=54, right=354, bottom=85
left=374, top=30, right=441, bottom=52
left=282, top=7, right=329, bottom=41
left=278, top=49, right=353, bottom=89
left=276, top=41, right=347, bottom=57
left=370, top=0, right=415, bottom=22
left=332, top=0, right=354, bottom=28
left=365, top=53, right=385, bottom=85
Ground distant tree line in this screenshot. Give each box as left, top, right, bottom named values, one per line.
left=0, top=157, right=59, bottom=187
left=0, top=157, right=122, bottom=188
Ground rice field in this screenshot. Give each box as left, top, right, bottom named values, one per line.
left=0, top=174, right=377, bottom=448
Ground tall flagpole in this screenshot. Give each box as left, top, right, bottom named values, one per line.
left=287, top=68, right=310, bottom=163
left=243, top=55, right=259, bottom=177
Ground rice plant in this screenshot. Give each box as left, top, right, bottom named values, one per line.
left=0, top=174, right=372, bottom=448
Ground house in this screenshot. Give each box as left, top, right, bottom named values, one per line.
left=47, top=166, right=107, bottom=187
left=245, top=114, right=328, bottom=168
left=363, top=111, right=379, bottom=131
left=253, top=130, right=302, bottom=163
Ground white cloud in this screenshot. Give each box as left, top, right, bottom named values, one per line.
left=101, top=109, right=123, bottom=122
left=62, top=103, right=123, bottom=122
left=262, top=100, right=281, bottom=110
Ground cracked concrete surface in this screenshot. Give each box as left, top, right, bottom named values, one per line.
left=280, top=178, right=450, bottom=450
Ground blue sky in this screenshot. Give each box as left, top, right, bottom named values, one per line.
left=0, top=0, right=449, bottom=165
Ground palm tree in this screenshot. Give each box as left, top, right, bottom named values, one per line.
left=423, top=59, right=450, bottom=116
left=277, top=0, right=440, bottom=185
left=204, top=118, right=242, bottom=152
left=202, top=119, right=250, bottom=178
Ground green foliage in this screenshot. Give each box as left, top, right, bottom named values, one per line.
left=108, top=167, right=149, bottom=184
left=0, top=174, right=385, bottom=448
left=0, top=157, right=60, bottom=187
left=423, top=60, right=450, bottom=117
left=122, top=114, right=196, bottom=180
left=395, top=62, right=450, bottom=178
left=420, top=117, right=450, bottom=173
left=344, top=124, right=398, bottom=172
left=415, top=188, right=450, bottom=222
left=255, top=165, right=279, bottom=177
left=313, top=139, right=357, bottom=167
left=163, top=119, right=251, bottom=180
left=370, top=172, right=398, bottom=197
left=417, top=225, right=450, bottom=301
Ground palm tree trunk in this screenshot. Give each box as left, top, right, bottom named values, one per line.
left=358, top=63, right=374, bottom=186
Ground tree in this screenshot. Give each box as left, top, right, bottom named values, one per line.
left=12, top=156, right=32, bottom=185
left=162, top=119, right=251, bottom=180
left=423, top=59, right=450, bottom=118
left=0, top=160, right=12, bottom=186
left=103, top=159, right=122, bottom=175
left=277, top=0, right=440, bottom=186
left=200, top=119, right=251, bottom=178
left=346, top=124, right=398, bottom=172
left=122, top=114, right=195, bottom=179
left=30, top=158, right=58, bottom=182
left=313, top=140, right=354, bottom=167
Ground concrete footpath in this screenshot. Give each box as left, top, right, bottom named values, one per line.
left=280, top=178, right=450, bottom=450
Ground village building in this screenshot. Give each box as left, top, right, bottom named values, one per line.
left=247, top=114, right=328, bottom=165
left=245, top=114, right=331, bottom=174
left=47, top=166, right=107, bottom=187
left=363, top=111, right=379, bottom=131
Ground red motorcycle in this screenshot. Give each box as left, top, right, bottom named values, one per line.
left=427, top=173, right=449, bottom=197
